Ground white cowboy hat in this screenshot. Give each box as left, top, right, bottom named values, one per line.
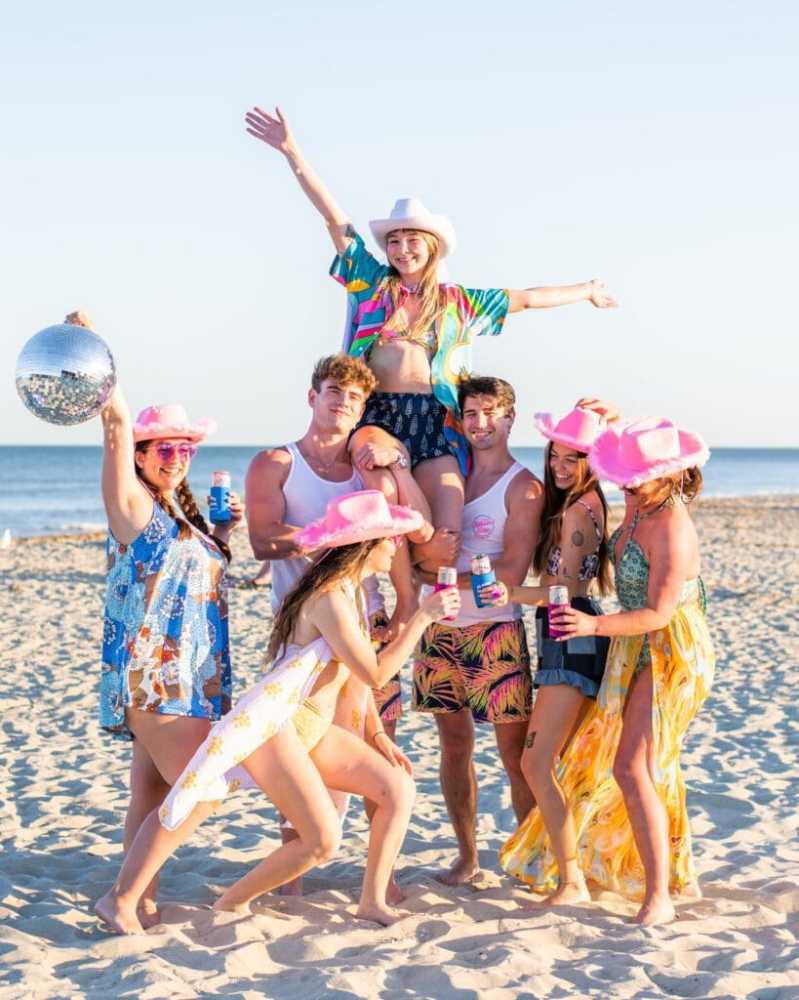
left=369, top=197, right=457, bottom=259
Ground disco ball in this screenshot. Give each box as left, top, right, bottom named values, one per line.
left=15, top=323, right=117, bottom=425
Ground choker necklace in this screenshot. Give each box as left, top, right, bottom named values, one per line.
left=399, top=281, right=421, bottom=295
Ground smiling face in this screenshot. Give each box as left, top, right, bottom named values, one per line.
left=385, top=229, right=435, bottom=280
left=135, top=437, right=195, bottom=493
left=308, top=379, right=367, bottom=435
left=548, top=442, right=586, bottom=492
left=461, top=393, right=514, bottom=452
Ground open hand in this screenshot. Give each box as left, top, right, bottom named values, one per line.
left=374, top=733, right=413, bottom=774
left=245, top=106, right=295, bottom=155
left=575, top=397, right=621, bottom=423
left=550, top=605, right=598, bottom=640
left=352, top=441, right=405, bottom=472
left=587, top=279, right=618, bottom=309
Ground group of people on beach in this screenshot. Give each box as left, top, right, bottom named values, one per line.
left=90, top=105, right=715, bottom=935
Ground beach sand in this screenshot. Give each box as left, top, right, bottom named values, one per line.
left=0, top=496, right=797, bottom=999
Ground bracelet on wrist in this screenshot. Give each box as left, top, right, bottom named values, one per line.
left=371, top=730, right=388, bottom=744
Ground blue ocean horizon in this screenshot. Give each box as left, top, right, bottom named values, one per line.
left=0, top=445, right=797, bottom=539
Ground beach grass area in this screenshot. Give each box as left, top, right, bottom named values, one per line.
left=0, top=496, right=797, bottom=998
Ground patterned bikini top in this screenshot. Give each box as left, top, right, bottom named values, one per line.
left=546, top=498, right=603, bottom=581
left=609, top=523, right=706, bottom=613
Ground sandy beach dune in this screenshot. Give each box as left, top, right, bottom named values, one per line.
left=1, top=496, right=797, bottom=999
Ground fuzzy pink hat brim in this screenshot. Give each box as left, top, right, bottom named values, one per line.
left=589, top=427, right=710, bottom=488
left=295, top=504, right=423, bottom=550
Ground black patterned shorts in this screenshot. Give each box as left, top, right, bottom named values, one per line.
left=357, top=392, right=452, bottom=468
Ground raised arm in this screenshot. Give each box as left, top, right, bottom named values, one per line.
left=244, top=448, right=307, bottom=561
left=507, top=279, right=617, bottom=314
left=100, top=385, right=153, bottom=545
left=245, top=105, right=352, bottom=252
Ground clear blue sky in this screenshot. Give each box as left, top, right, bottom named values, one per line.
left=2, top=1, right=796, bottom=447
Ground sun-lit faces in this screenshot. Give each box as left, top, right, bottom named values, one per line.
left=309, top=379, right=367, bottom=432
left=549, top=443, right=583, bottom=491
left=135, top=437, right=193, bottom=492
left=386, top=229, right=431, bottom=279
left=365, top=536, right=398, bottom=575
left=461, top=394, right=513, bottom=450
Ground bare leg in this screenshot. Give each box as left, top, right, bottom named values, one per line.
left=311, top=724, right=415, bottom=926
left=433, top=710, right=480, bottom=885
left=413, top=455, right=464, bottom=576
left=494, top=719, right=534, bottom=823
left=521, top=686, right=590, bottom=906
left=613, top=666, right=676, bottom=926
left=247, top=561, right=272, bottom=587
left=124, top=740, right=170, bottom=927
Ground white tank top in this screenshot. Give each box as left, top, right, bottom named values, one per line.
left=424, top=461, right=526, bottom=627
left=270, top=443, right=383, bottom=616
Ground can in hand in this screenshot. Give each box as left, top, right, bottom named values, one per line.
left=548, top=585, right=570, bottom=639
left=470, top=553, right=496, bottom=608
left=435, top=566, right=458, bottom=621
left=209, top=471, right=232, bottom=524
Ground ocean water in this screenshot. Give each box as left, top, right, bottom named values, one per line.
left=0, top=445, right=797, bottom=539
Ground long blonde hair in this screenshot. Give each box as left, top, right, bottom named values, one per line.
left=383, top=230, right=446, bottom=343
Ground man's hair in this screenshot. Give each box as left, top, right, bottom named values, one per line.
left=457, top=374, right=516, bottom=414
left=311, top=354, right=378, bottom=397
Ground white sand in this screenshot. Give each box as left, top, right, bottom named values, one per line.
left=0, top=496, right=797, bottom=999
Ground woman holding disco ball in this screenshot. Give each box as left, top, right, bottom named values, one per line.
left=64, top=312, right=242, bottom=928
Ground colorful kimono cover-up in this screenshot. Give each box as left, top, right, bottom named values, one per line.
left=330, top=231, right=510, bottom=474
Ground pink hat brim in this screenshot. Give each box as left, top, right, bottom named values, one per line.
left=589, top=427, right=710, bottom=488
left=295, top=504, right=424, bottom=551
left=133, top=416, right=217, bottom=444
left=533, top=412, right=594, bottom=454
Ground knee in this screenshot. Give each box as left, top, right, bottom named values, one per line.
left=306, top=817, right=342, bottom=864
left=612, top=750, right=645, bottom=793
left=439, top=728, right=473, bottom=765
left=520, top=745, right=551, bottom=792
left=376, top=769, right=416, bottom=815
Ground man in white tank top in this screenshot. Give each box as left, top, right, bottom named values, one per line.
left=245, top=354, right=430, bottom=897
left=413, top=376, right=545, bottom=886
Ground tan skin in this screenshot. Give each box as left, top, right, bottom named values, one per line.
left=416, top=392, right=544, bottom=884
left=551, top=481, right=701, bottom=927
left=98, top=381, right=243, bottom=927
left=243, top=106, right=617, bottom=590
left=95, top=541, right=461, bottom=934
left=486, top=443, right=607, bottom=907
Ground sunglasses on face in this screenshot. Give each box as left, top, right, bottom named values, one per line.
left=152, top=442, right=197, bottom=462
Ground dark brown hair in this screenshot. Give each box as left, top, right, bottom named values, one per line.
left=135, top=443, right=231, bottom=563
left=533, top=441, right=611, bottom=595
left=267, top=538, right=380, bottom=660
left=457, top=374, right=516, bottom=415
left=633, top=467, right=704, bottom=508
left=311, top=354, right=378, bottom=397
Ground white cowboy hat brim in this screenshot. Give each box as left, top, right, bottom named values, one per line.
left=533, top=412, right=595, bottom=454
left=133, top=416, right=217, bottom=444
left=369, top=214, right=457, bottom=259
left=589, top=427, right=710, bottom=488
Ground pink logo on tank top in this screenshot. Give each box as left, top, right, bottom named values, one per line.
left=472, top=514, right=495, bottom=539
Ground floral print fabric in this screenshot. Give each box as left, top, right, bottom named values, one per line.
left=100, top=502, right=231, bottom=737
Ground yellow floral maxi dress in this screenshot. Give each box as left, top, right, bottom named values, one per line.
left=499, top=535, right=716, bottom=899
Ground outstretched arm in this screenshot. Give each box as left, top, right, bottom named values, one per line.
left=245, top=105, right=352, bottom=252
left=507, top=279, right=617, bottom=313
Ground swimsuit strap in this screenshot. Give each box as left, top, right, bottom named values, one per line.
left=574, top=498, right=603, bottom=541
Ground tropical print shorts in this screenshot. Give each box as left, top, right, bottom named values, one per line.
left=413, top=618, right=532, bottom=724
left=370, top=610, right=402, bottom=721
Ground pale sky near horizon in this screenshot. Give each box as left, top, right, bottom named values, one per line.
left=2, top=2, right=796, bottom=447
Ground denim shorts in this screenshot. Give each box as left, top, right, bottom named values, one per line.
left=535, top=596, right=610, bottom=699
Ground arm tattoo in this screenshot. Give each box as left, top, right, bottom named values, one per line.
left=571, top=529, right=585, bottom=547
left=524, top=731, right=537, bottom=749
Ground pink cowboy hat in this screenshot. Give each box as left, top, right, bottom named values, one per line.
left=132, top=403, right=217, bottom=444
left=534, top=406, right=606, bottom=453
left=589, top=417, right=710, bottom=488
left=294, top=490, right=424, bottom=550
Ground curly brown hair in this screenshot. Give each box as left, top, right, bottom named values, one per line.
left=135, top=443, right=231, bottom=563
left=311, top=354, right=378, bottom=397
left=267, top=539, right=379, bottom=660
left=457, top=375, right=516, bottom=415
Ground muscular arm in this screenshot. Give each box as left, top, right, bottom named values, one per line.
left=244, top=448, right=304, bottom=561
left=507, top=279, right=617, bottom=313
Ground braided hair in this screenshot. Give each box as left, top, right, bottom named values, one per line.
left=135, top=444, right=231, bottom=563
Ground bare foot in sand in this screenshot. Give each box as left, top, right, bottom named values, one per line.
left=435, top=857, right=481, bottom=887
left=535, top=879, right=591, bottom=908
left=95, top=892, right=144, bottom=935
left=138, top=897, right=161, bottom=929
left=356, top=902, right=405, bottom=926
left=386, top=877, right=406, bottom=906
left=635, top=895, right=676, bottom=926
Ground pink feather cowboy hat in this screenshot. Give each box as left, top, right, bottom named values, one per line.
left=534, top=406, right=607, bottom=453
left=294, top=490, right=424, bottom=550
left=589, top=417, right=710, bottom=488
left=369, top=197, right=457, bottom=259
left=132, top=403, right=217, bottom=444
